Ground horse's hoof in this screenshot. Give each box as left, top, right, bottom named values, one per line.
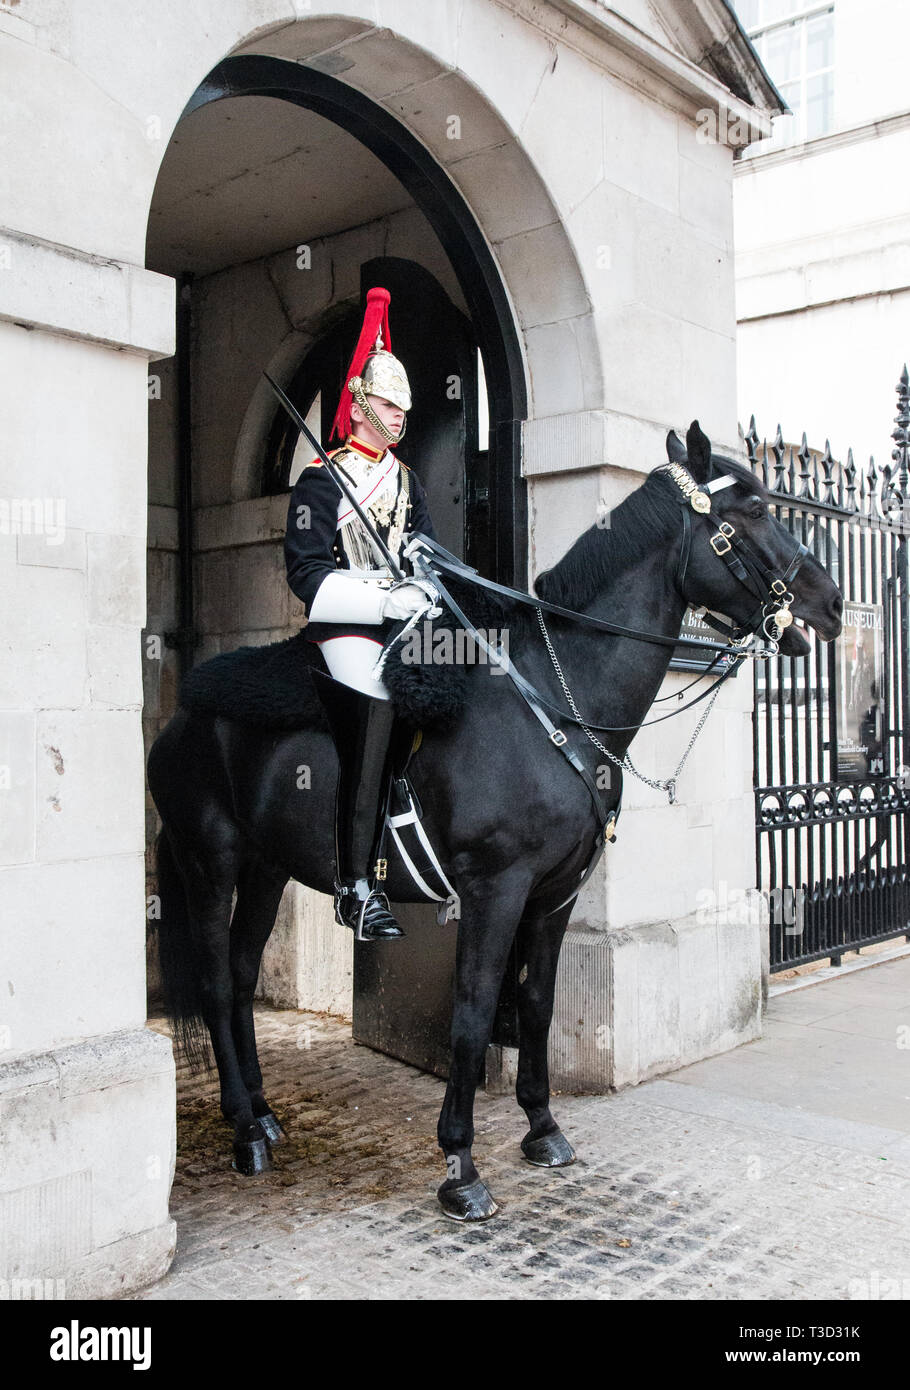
left=437, top=1179, right=499, bottom=1222
left=521, top=1130, right=576, bottom=1168
left=256, top=1111, right=286, bottom=1146
left=232, top=1135, right=271, bottom=1175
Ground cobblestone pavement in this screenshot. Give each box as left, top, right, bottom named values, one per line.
left=138, top=979, right=910, bottom=1301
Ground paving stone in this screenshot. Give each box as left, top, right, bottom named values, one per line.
left=134, top=1002, right=910, bottom=1301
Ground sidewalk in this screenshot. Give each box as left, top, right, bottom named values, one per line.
left=136, top=953, right=910, bottom=1301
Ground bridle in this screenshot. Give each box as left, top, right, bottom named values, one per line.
left=658, top=460, right=810, bottom=649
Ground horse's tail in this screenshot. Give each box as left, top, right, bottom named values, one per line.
left=154, top=828, right=212, bottom=1072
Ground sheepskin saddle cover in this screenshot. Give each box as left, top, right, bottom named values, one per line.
left=178, top=617, right=471, bottom=731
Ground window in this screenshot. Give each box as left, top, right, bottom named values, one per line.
left=738, top=1, right=834, bottom=149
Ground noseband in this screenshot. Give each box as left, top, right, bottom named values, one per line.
left=658, top=461, right=810, bottom=649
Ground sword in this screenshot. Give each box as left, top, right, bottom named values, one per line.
left=264, top=371, right=405, bottom=581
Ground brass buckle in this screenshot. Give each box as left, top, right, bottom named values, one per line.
left=710, top=531, right=732, bottom=556
left=550, top=729, right=568, bottom=746
left=771, top=579, right=787, bottom=596
left=374, top=858, right=388, bottom=881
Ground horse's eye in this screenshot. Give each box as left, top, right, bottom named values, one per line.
left=748, top=499, right=767, bottom=519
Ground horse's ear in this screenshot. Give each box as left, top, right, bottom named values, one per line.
left=685, top=420, right=713, bottom=482
left=666, top=430, right=687, bottom=463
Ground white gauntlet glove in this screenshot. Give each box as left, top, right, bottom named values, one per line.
left=381, top=578, right=441, bottom=621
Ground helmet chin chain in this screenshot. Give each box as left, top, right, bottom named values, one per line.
left=349, top=378, right=407, bottom=445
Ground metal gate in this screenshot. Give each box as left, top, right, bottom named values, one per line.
left=751, top=366, right=910, bottom=971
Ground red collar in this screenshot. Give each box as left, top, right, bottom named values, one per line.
left=345, top=434, right=387, bottom=464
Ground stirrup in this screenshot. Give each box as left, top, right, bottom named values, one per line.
left=334, top=884, right=405, bottom=942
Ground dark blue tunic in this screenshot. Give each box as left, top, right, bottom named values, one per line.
left=285, top=446, right=436, bottom=643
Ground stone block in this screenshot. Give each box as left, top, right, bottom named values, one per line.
left=524, top=317, right=589, bottom=420
left=17, top=528, right=85, bottom=571
left=225, top=543, right=290, bottom=633
left=194, top=495, right=288, bottom=552
left=385, top=70, right=511, bottom=165
left=0, top=854, right=147, bottom=1057
left=380, top=205, right=467, bottom=313
left=148, top=361, right=179, bottom=510
left=87, top=624, right=142, bottom=708
left=264, top=239, right=336, bottom=333
left=258, top=881, right=353, bottom=1018
left=549, top=927, right=614, bottom=1093
left=523, top=409, right=608, bottom=478
left=0, top=1028, right=175, bottom=1298
left=235, top=15, right=374, bottom=64
left=679, top=149, right=734, bottom=247
left=0, top=32, right=165, bottom=271
left=88, top=533, right=147, bottom=627
left=0, top=564, right=86, bottom=711
left=0, top=712, right=36, bottom=867
left=325, top=25, right=445, bottom=100
left=192, top=260, right=293, bottom=508
left=35, top=710, right=145, bottom=862
left=679, top=319, right=738, bottom=445
left=195, top=548, right=237, bottom=636
left=0, top=322, right=148, bottom=539
left=519, top=45, right=605, bottom=215
left=496, top=221, right=592, bottom=330
left=528, top=468, right=602, bottom=577
left=457, top=0, right=557, bottom=136
left=380, top=0, right=462, bottom=70
left=549, top=906, right=763, bottom=1093
left=449, top=142, right=557, bottom=244
left=599, top=302, right=684, bottom=423
left=603, top=76, right=680, bottom=214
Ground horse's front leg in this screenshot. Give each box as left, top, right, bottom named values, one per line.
left=514, top=898, right=577, bottom=1168
left=437, top=868, right=533, bottom=1221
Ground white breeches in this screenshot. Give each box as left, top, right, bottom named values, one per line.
left=316, top=635, right=390, bottom=700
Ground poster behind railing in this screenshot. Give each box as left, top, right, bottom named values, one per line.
left=835, top=601, right=885, bottom=780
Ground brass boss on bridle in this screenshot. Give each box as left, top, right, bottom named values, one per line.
left=656, top=460, right=809, bottom=650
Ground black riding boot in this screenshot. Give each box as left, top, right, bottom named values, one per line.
left=311, top=669, right=404, bottom=941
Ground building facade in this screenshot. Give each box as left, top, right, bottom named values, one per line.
left=0, top=0, right=777, bottom=1296
left=735, top=0, right=910, bottom=462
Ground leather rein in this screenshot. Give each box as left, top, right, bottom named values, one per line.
left=398, top=462, right=809, bottom=913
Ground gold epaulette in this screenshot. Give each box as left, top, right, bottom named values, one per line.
left=303, top=447, right=343, bottom=470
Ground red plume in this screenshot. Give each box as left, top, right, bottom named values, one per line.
left=330, top=287, right=393, bottom=441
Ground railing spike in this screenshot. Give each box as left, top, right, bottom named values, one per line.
left=821, top=438, right=836, bottom=506
left=772, top=423, right=787, bottom=493
left=843, top=446, right=856, bottom=514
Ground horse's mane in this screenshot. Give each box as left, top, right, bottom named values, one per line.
left=533, top=455, right=765, bottom=611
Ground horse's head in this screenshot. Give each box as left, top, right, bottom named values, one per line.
left=662, top=421, right=843, bottom=656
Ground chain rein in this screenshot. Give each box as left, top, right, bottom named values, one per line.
left=536, top=607, right=721, bottom=805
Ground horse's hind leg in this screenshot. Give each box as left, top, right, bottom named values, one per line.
left=515, top=899, right=576, bottom=1168
left=229, top=860, right=289, bottom=1146
left=181, top=848, right=271, bottom=1175
left=436, top=869, right=533, bottom=1222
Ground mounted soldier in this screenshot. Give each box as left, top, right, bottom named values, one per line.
left=284, top=287, right=439, bottom=942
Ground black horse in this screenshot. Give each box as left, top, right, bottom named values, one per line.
left=148, top=423, right=843, bottom=1221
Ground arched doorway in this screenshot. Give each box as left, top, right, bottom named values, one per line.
left=145, top=53, right=528, bottom=1072
left=178, top=53, right=527, bottom=580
